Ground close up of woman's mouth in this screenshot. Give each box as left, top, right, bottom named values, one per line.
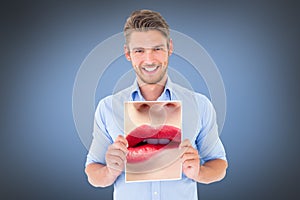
left=126, top=124, right=181, bottom=163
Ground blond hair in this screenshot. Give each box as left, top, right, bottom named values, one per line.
left=124, top=9, right=170, bottom=48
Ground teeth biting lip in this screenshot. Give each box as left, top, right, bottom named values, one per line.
left=143, top=138, right=170, bottom=144
left=126, top=125, right=181, bottom=163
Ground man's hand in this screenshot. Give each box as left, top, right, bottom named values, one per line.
left=105, top=135, right=128, bottom=177
left=180, top=139, right=200, bottom=181
left=85, top=135, right=128, bottom=187
left=180, top=139, right=228, bottom=184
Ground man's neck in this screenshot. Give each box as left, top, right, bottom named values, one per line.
left=138, top=78, right=167, bottom=101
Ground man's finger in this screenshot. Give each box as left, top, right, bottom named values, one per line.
left=107, top=155, right=123, bottom=167
left=182, top=159, right=198, bottom=168
left=110, top=140, right=128, bottom=155
left=179, top=139, right=192, bottom=148
left=181, top=153, right=199, bottom=161
left=107, top=149, right=127, bottom=161
left=115, top=135, right=128, bottom=147
left=182, top=146, right=198, bottom=154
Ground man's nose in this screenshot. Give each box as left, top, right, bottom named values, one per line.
left=144, top=50, right=155, bottom=63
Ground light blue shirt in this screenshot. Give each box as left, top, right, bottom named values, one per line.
left=86, top=77, right=227, bottom=200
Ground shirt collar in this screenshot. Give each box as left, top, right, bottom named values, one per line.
left=130, top=77, right=174, bottom=101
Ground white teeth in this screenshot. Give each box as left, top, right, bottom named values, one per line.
left=143, top=139, right=170, bottom=144
left=144, top=66, right=157, bottom=72
left=145, top=139, right=158, bottom=144
left=158, top=139, right=170, bottom=144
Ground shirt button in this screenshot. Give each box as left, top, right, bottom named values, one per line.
left=154, top=192, right=158, bottom=195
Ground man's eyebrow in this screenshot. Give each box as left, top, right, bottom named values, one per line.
left=153, top=44, right=166, bottom=48
left=131, top=44, right=166, bottom=50
left=131, top=47, right=144, bottom=50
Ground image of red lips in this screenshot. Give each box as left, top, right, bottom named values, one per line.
left=126, top=124, right=181, bottom=163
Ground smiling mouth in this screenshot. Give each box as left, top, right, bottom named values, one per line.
left=144, top=66, right=158, bottom=72
left=126, top=124, right=181, bottom=163
left=142, top=65, right=159, bottom=74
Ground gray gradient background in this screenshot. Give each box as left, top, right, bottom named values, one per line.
left=1, top=0, right=299, bottom=200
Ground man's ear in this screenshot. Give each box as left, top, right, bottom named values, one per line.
left=168, top=38, right=173, bottom=56
left=124, top=45, right=131, bottom=61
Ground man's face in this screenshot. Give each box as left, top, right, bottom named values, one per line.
left=125, top=30, right=173, bottom=85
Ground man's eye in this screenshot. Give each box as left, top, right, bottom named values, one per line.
left=134, top=49, right=144, bottom=53
left=154, top=47, right=162, bottom=51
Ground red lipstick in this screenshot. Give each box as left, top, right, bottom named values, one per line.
left=126, top=124, right=181, bottom=163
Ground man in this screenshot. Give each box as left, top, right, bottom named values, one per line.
left=85, top=9, right=228, bottom=200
